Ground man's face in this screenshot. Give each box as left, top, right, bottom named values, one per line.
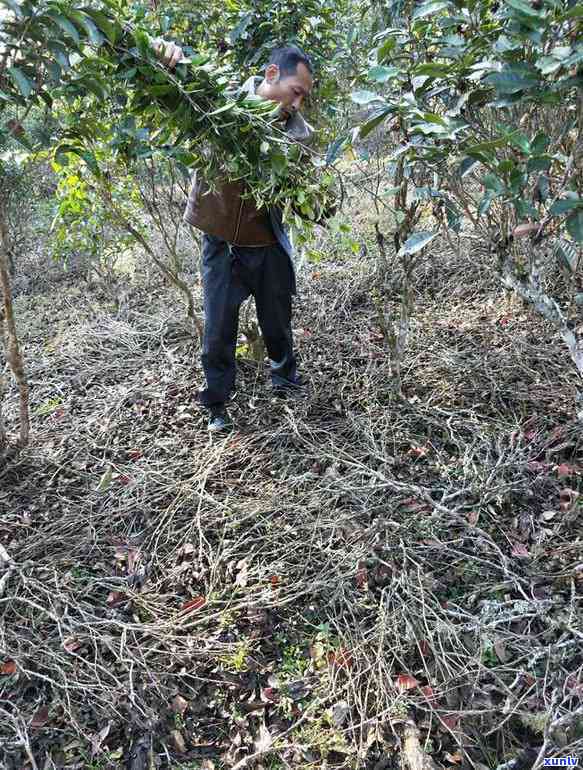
left=257, top=62, right=313, bottom=120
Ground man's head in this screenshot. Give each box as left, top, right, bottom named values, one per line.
left=256, top=45, right=314, bottom=119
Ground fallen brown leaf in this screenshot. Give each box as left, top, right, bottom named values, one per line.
left=31, top=705, right=50, bottom=729
left=63, top=637, right=82, bottom=653
left=513, top=223, right=539, bottom=238
left=355, top=565, right=368, bottom=589
left=441, top=713, right=460, bottom=730
left=556, top=463, right=578, bottom=478
left=171, top=695, right=189, bottom=714
left=396, top=673, right=419, bottom=691
left=181, top=596, right=206, bottom=613
left=171, top=729, right=186, bottom=753
left=1, top=660, right=16, bottom=675
left=106, top=591, right=127, bottom=607
left=261, top=687, right=280, bottom=703
left=421, top=685, right=437, bottom=704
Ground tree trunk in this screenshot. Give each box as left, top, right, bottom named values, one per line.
left=501, top=251, right=583, bottom=380
left=0, top=199, right=30, bottom=450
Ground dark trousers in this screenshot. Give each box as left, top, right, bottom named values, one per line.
left=198, top=234, right=298, bottom=407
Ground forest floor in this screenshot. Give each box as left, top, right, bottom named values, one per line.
left=1, top=199, right=582, bottom=770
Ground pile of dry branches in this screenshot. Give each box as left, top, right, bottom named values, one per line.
left=1, top=181, right=582, bottom=769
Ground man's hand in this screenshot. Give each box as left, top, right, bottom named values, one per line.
left=152, top=38, right=184, bottom=69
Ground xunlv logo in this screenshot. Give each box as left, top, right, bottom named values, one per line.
left=543, top=760, right=579, bottom=767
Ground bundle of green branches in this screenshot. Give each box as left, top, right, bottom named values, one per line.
left=0, top=0, right=336, bottom=230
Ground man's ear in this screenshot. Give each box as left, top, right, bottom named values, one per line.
left=265, top=63, right=280, bottom=83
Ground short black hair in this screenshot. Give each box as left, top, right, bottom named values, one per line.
left=266, top=44, right=313, bottom=78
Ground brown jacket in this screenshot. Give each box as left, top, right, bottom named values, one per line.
left=183, top=76, right=314, bottom=246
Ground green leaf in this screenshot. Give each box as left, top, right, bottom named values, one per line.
left=505, top=0, right=543, bottom=18
left=368, top=65, right=400, bottom=83
left=563, top=4, right=583, bottom=18
left=494, top=35, right=521, bottom=53
left=531, top=132, right=550, bottom=155
left=67, top=10, right=104, bottom=45
left=466, top=136, right=510, bottom=156
left=536, top=174, right=550, bottom=202
left=566, top=211, right=583, bottom=243
left=117, top=67, right=137, bottom=80
left=485, top=67, right=539, bottom=94
left=564, top=48, right=583, bottom=68
left=398, top=231, right=437, bottom=256
left=7, top=67, right=33, bottom=98
left=359, top=107, right=391, bottom=139
left=527, top=156, right=552, bottom=173
left=412, top=75, right=430, bottom=92
left=96, top=465, right=113, bottom=493
left=325, top=135, right=347, bottom=164
left=271, top=152, right=287, bottom=175
left=377, top=37, right=396, bottom=63
left=445, top=198, right=461, bottom=232
left=146, top=84, right=175, bottom=96
left=515, top=200, right=538, bottom=219
left=483, top=173, right=505, bottom=194
left=75, top=76, right=106, bottom=100
left=351, top=90, right=384, bottom=105
left=208, top=101, right=237, bottom=116
left=81, top=150, right=101, bottom=177
left=459, top=157, right=479, bottom=177
left=412, top=0, right=451, bottom=20
left=509, top=132, right=530, bottom=153
left=554, top=239, right=579, bottom=272
left=81, top=8, right=119, bottom=45
left=46, top=11, right=80, bottom=44
left=48, top=43, right=71, bottom=70
left=536, top=57, right=562, bottom=75
left=550, top=198, right=583, bottom=216
left=478, top=192, right=494, bottom=216
left=413, top=62, right=451, bottom=77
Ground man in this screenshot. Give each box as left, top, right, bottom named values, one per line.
left=156, top=40, right=316, bottom=433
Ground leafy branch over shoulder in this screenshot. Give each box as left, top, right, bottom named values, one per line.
left=0, top=0, right=337, bottom=231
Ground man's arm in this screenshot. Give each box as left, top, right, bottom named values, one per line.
left=151, top=38, right=184, bottom=68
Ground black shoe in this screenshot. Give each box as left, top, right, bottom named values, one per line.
left=272, top=374, right=308, bottom=397
left=208, top=405, right=233, bottom=433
